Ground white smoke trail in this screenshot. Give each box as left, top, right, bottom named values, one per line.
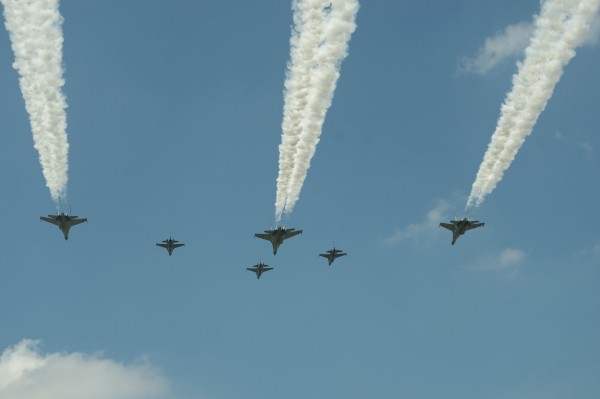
left=275, top=0, right=325, bottom=219
left=2, top=0, right=69, bottom=204
left=275, top=0, right=359, bottom=222
left=467, top=0, right=600, bottom=209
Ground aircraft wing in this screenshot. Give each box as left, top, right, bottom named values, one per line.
left=466, top=222, right=484, bottom=231
left=246, top=267, right=257, bottom=272
left=156, top=243, right=168, bottom=249
left=263, top=267, right=273, bottom=272
left=336, top=252, right=347, bottom=258
left=439, top=223, right=455, bottom=231
left=284, top=229, right=302, bottom=239
left=254, top=233, right=271, bottom=241
left=40, top=216, right=59, bottom=225
left=319, top=253, right=329, bottom=258
left=70, top=218, right=87, bottom=226
left=172, top=243, right=185, bottom=248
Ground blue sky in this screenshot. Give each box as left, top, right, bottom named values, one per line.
left=0, top=1, right=599, bottom=398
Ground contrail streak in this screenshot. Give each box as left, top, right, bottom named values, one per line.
left=2, top=0, right=69, bottom=204
left=275, top=0, right=358, bottom=223
left=467, top=0, right=600, bottom=209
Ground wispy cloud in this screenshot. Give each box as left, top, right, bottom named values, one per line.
left=384, top=199, right=451, bottom=246
left=555, top=130, right=595, bottom=159
left=579, top=142, right=594, bottom=158
left=459, top=14, right=600, bottom=76
left=459, top=21, right=533, bottom=75
left=590, top=240, right=600, bottom=258
left=463, top=248, right=527, bottom=278
left=0, top=340, right=170, bottom=399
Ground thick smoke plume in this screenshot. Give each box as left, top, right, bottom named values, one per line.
left=2, top=0, right=69, bottom=204
left=467, top=0, right=600, bottom=209
left=275, top=0, right=359, bottom=222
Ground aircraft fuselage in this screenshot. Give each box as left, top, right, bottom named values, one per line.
left=452, top=221, right=469, bottom=244
left=270, top=233, right=285, bottom=254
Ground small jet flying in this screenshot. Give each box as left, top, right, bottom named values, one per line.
left=254, top=227, right=302, bottom=255
left=156, top=237, right=185, bottom=256
left=246, top=262, right=273, bottom=279
left=40, top=212, right=87, bottom=240
left=319, top=247, right=347, bottom=266
left=439, top=218, right=485, bottom=245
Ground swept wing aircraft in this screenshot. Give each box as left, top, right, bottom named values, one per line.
left=254, top=227, right=302, bottom=255
left=246, top=262, right=273, bottom=279
left=40, top=212, right=87, bottom=240
left=439, top=218, right=484, bottom=245
left=156, top=237, right=185, bottom=256
left=319, top=247, right=347, bottom=266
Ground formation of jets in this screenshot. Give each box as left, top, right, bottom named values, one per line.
left=439, top=218, right=485, bottom=245
left=248, top=228, right=350, bottom=279
left=39, top=209, right=485, bottom=279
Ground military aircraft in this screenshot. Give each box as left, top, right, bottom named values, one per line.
left=439, top=218, right=484, bottom=245
left=319, top=247, right=347, bottom=266
left=246, top=262, right=273, bottom=279
left=254, top=227, right=302, bottom=255
left=40, top=212, right=87, bottom=240
left=156, top=237, right=185, bottom=256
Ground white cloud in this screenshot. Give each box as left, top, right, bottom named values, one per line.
left=555, top=130, right=595, bottom=159
left=459, top=21, right=533, bottom=75
left=0, top=340, right=170, bottom=399
left=578, top=142, right=594, bottom=158
left=464, top=248, right=527, bottom=278
left=459, top=14, right=600, bottom=75
left=384, top=199, right=451, bottom=246
left=498, top=248, right=526, bottom=268
left=593, top=241, right=600, bottom=256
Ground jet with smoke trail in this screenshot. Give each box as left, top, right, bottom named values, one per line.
left=2, top=0, right=69, bottom=204
left=467, top=0, right=600, bottom=210
left=275, top=0, right=359, bottom=223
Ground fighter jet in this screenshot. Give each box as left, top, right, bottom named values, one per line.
left=156, top=237, right=184, bottom=256
left=319, top=247, right=347, bottom=266
left=246, top=262, right=273, bottom=279
left=40, top=212, right=87, bottom=240
left=254, top=227, right=302, bottom=255
left=439, top=218, right=484, bottom=245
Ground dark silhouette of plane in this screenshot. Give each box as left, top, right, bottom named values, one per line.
left=439, top=218, right=484, bottom=245
left=156, top=237, right=184, bottom=255
left=246, top=262, right=273, bottom=279
left=254, top=227, right=302, bottom=255
left=40, top=212, right=87, bottom=240
left=319, top=247, right=347, bottom=265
